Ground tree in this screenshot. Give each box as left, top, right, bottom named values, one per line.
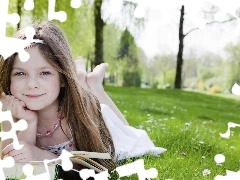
left=225, top=40, right=240, bottom=91
left=147, top=54, right=176, bottom=88
left=174, top=5, right=184, bottom=89
left=103, top=24, right=122, bottom=84
left=174, top=3, right=236, bottom=89
left=94, top=0, right=104, bottom=67
left=7, top=0, right=96, bottom=60
left=55, top=0, right=95, bottom=59
left=117, top=29, right=141, bottom=87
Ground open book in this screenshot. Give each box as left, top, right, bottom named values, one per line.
left=3, top=151, right=111, bottom=180
left=70, top=151, right=111, bottom=173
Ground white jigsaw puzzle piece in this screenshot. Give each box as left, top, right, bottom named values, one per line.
left=124, top=0, right=208, bottom=27
left=79, top=169, right=109, bottom=180
left=55, top=149, right=74, bottom=171
left=0, top=0, right=20, bottom=37
left=48, top=0, right=67, bottom=22
left=71, top=0, right=82, bottom=9
left=0, top=156, right=15, bottom=180
left=116, top=159, right=158, bottom=180
left=22, top=163, right=51, bottom=180
left=206, top=0, right=240, bottom=22
left=22, top=150, right=74, bottom=180
left=0, top=102, right=28, bottom=150
left=24, top=0, right=35, bottom=11
left=0, top=26, right=37, bottom=62
left=215, top=170, right=240, bottom=180
left=219, top=122, right=240, bottom=139
left=231, top=83, right=240, bottom=96
left=124, top=0, right=240, bottom=29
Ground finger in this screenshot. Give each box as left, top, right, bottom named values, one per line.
left=0, top=93, right=8, bottom=111
left=6, top=149, right=26, bottom=162
left=12, top=99, right=20, bottom=119
left=6, top=96, right=15, bottom=111
left=2, top=143, right=14, bottom=156
left=19, top=100, right=27, bottom=109
left=11, top=99, right=30, bottom=120
left=10, top=152, right=24, bottom=162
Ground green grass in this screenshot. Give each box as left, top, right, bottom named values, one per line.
left=104, top=85, right=240, bottom=180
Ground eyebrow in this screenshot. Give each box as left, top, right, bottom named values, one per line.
left=12, top=66, right=55, bottom=71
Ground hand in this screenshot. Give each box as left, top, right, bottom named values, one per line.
left=2, top=141, right=57, bottom=162
left=0, top=92, right=37, bottom=123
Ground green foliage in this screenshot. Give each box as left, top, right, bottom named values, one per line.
left=122, top=71, right=141, bottom=87
left=103, top=24, right=122, bottom=76
left=54, top=1, right=95, bottom=59
left=7, top=1, right=95, bottom=60
left=104, top=85, right=240, bottom=179
left=198, top=66, right=215, bottom=81
left=117, top=29, right=136, bottom=59
left=31, top=0, right=48, bottom=23
left=196, top=60, right=225, bottom=92
left=164, top=69, right=175, bottom=89
left=6, top=1, right=148, bottom=87
left=146, top=54, right=176, bottom=88
left=117, top=29, right=142, bottom=87
left=225, top=40, right=240, bottom=91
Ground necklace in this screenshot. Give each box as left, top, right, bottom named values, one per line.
left=36, top=113, right=64, bottom=138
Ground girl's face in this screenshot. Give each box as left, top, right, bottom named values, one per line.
left=10, top=46, right=63, bottom=111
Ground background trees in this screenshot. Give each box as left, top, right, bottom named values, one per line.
left=225, top=40, right=240, bottom=91
left=94, top=0, right=104, bottom=67
left=116, top=29, right=141, bottom=87
left=174, top=2, right=236, bottom=89
left=6, top=1, right=240, bottom=93
left=146, top=54, right=176, bottom=89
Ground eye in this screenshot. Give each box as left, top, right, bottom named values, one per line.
left=40, top=71, right=51, bottom=76
left=14, top=72, right=25, bottom=76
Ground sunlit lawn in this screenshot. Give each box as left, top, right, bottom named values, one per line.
left=7, top=85, right=240, bottom=180
left=105, top=85, right=240, bottom=180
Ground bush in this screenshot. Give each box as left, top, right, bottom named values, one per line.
left=209, top=85, right=221, bottom=93
left=122, top=71, right=141, bottom=87
left=198, top=81, right=206, bottom=90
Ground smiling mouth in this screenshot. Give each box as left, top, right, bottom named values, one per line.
left=25, top=94, right=44, bottom=99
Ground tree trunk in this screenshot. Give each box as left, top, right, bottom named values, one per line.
left=174, top=5, right=184, bottom=89
left=94, top=0, right=104, bottom=67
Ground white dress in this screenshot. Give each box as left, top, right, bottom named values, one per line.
left=100, top=104, right=167, bottom=160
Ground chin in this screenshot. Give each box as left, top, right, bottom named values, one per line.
left=25, top=103, right=44, bottom=111
left=25, top=106, right=41, bottom=111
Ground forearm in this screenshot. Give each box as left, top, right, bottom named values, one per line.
left=1, top=141, right=58, bottom=161
left=40, top=149, right=59, bottom=160
left=17, top=120, right=37, bottom=145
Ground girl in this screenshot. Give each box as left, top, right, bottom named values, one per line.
left=0, top=22, right=166, bottom=169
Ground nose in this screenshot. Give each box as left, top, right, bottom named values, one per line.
left=26, top=76, right=39, bottom=90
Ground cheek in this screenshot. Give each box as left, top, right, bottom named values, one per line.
left=10, top=79, right=23, bottom=96
left=47, top=78, right=61, bottom=93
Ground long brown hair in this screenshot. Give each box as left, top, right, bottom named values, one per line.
left=0, top=22, right=115, bottom=169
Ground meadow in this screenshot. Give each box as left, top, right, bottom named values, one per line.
left=104, top=85, right=240, bottom=180
left=6, top=85, right=240, bottom=180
